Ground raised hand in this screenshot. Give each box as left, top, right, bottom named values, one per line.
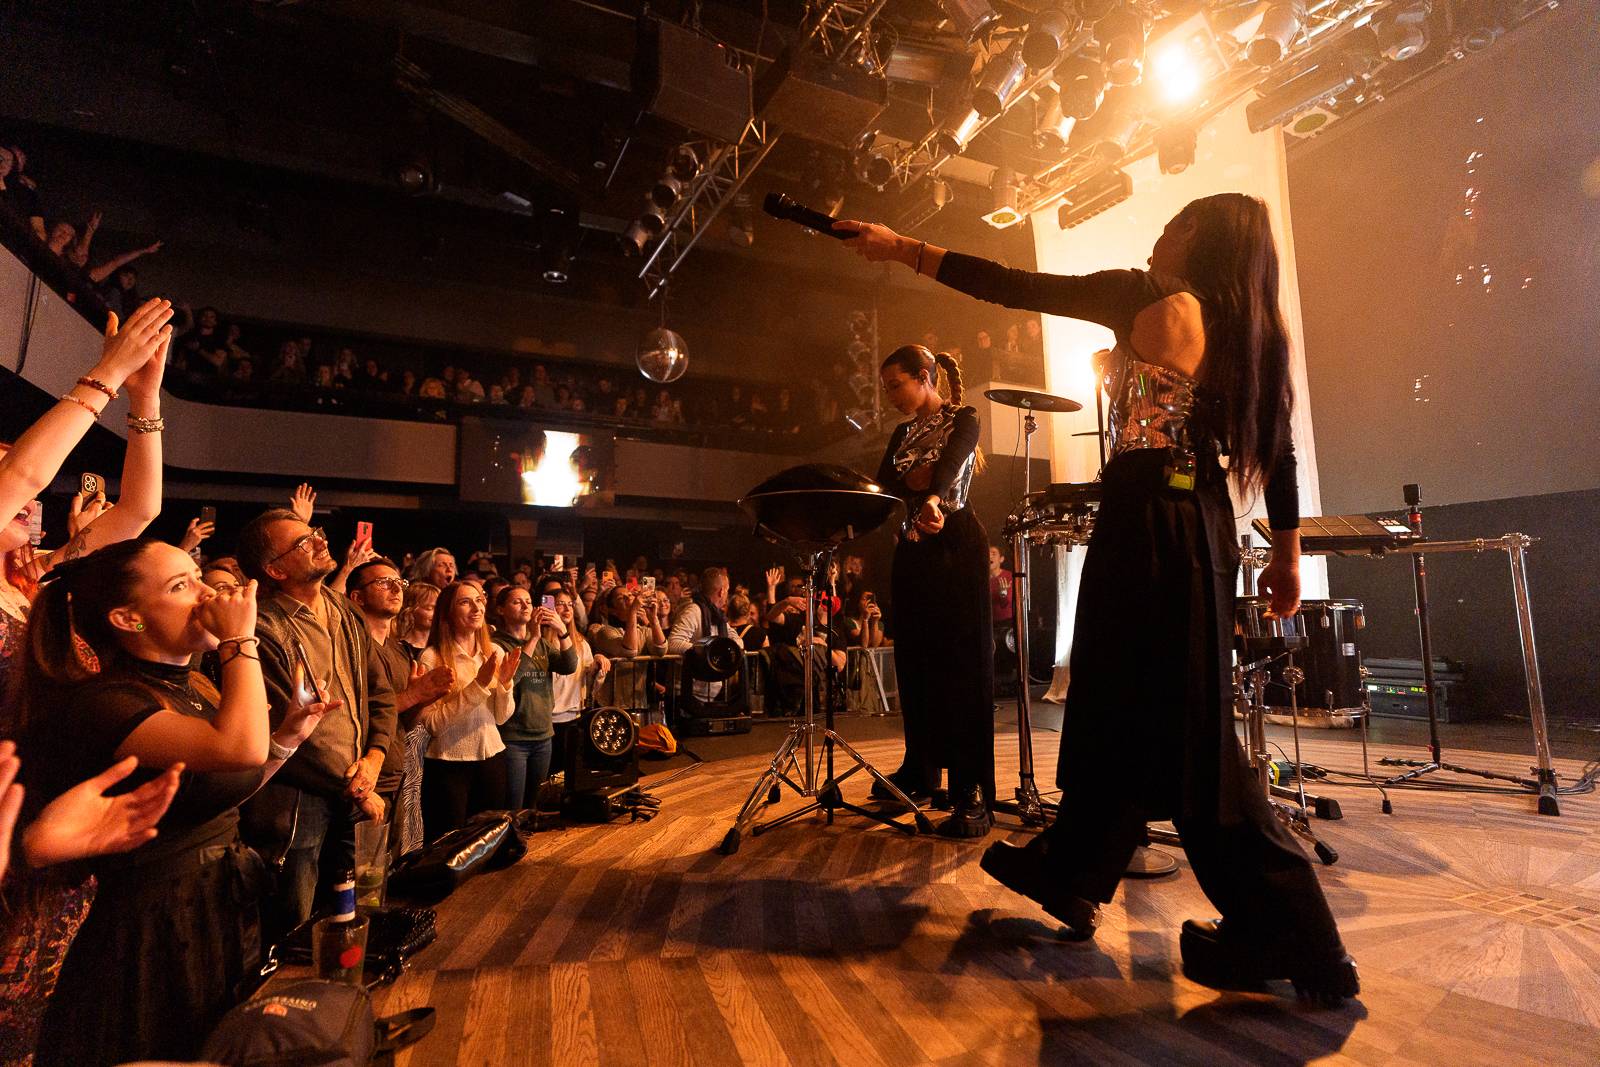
left=404, top=661, right=454, bottom=708
left=764, top=566, right=784, bottom=590
left=533, top=606, right=564, bottom=635
left=21, top=754, right=184, bottom=869
left=179, top=517, right=215, bottom=553
left=94, top=298, right=175, bottom=389
left=122, top=317, right=172, bottom=402
left=67, top=491, right=110, bottom=539
left=495, top=646, right=523, bottom=688
left=198, top=578, right=258, bottom=644
left=289, top=483, right=316, bottom=524
left=474, top=648, right=502, bottom=689
left=344, top=533, right=376, bottom=570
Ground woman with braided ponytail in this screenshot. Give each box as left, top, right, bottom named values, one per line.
left=871, top=344, right=995, bottom=839
left=836, top=196, right=1357, bottom=1005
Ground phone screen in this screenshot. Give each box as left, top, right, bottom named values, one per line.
left=289, top=638, right=320, bottom=705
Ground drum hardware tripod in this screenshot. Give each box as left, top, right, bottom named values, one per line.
left=720, top=546, right=930, bottom=855
left=1373, top=484, right=1562, bottom=815
left=1239, top=648, right=1339, bottom=865
left=985, top=386, right=1178, bottom=879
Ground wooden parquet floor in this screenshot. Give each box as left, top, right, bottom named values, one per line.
left=376, top=728, right=1600, bottom=1066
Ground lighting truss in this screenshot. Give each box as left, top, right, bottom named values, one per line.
left=1011, top=0, right=1387, bottom=221
left=637, top=119, right=781, bottom=302
left=636, top=1, right=890, bottom=301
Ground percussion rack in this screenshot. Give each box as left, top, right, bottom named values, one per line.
left=1264, top=498, right=1569, bottom=815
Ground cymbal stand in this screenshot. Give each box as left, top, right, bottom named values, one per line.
left=992, top=405, right=1048, bottom=826
left=1239, top=645, right=1338, bottom=866
left=720, top=547, right=931, bottom=855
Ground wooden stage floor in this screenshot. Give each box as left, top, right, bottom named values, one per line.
left=375, top=727, right=1600, bottom=1066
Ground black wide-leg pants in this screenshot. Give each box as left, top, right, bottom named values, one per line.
left=890, top=506, right=996, bottom=802
left=1041, top=450, right=1344, bottom=955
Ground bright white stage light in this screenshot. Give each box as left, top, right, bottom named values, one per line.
left=1151, top=40, right=1203, bottom=105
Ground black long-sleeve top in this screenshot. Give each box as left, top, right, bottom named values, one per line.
left=874, top=404, right=981, bottom=510
left=936, top=252, right=1300, bottom=529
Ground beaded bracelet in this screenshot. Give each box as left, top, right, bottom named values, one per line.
left=76, top=376, right=118, bottom=401
left=126, top=414, right=165, bottom=435
left=59, top=392, right=103, bottom=419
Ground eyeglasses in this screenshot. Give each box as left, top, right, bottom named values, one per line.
left=357, top=576, right=408, bottom=594
left=269, top=526, right=326, bottom=565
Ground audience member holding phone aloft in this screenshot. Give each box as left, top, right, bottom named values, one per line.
left=491, top=586, right=576, bottom=814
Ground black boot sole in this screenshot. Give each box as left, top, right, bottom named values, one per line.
left=1180, top=921, right=1360, bottom=1005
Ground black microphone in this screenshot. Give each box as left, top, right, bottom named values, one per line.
left=761, top=192, right=856, bottom=240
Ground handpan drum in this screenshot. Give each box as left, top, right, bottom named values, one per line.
left=739, top=464, right=906, bottom=550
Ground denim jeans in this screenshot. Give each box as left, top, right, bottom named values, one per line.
left=503, top=737, right=553, bottom=810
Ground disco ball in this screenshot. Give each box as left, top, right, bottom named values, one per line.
left=637, top=326, right=689, bottom=383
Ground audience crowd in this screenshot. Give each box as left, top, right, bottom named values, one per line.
left=0, top=291, right=911, bottom=1064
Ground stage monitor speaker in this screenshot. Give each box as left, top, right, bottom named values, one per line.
left=756, top=50, right=888, bottom=149
left=635, top=18, right=752, bottom=144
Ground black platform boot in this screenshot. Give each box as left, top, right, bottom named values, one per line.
left=1180, top=919, right=1360, bottom=1006
left=936, top=784, right=993, bottom=840
left=978, top=840, right=1099, bottom=940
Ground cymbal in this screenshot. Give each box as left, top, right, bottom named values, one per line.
left=983, top=387, right=1082, bottom=413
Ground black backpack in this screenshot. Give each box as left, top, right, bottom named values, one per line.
left=202, top=979, right=433, bottom=1066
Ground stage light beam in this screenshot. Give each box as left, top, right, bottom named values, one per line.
left=1151, top=39, right=1203, bottom=104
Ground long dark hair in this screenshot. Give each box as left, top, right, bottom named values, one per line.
left=1174, top=193, right=1293, bottom=494
left=880, top=345, right=986, bottom=471
left=16, top=538, right=217, bottom=736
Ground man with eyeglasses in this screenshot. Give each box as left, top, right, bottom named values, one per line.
left=347, top=557, right=455, bottom=858
left=234, top=508, right=400, bottom=939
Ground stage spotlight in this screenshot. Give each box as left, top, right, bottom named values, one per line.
left=1067, top=86, right=1139, bottom=164
left=1458, top=0, right=1508, bottom=52
left=894, top=177, right=952, bottom=229
left=669, top=144, right=701, bottom=182
left=1373, top=0, right=1432, bottom=61
left=1248, top=1, right=1306, bottom=67
left=393, top=155, right=436, bottom=196
left=650, top=173, right=683, bottom=209
left=937, top=0, right=1001, bottom=45
left=851, top=131, right=896, bottom=190
left=1023, top=8, right=1078, bottom=70
left=1057, top=54, right=1107, bottom=119
left=1096, top=9, right=1148, bottom=87
left=981, top=166, right=1024, bottom=229
left=1057, top=168, right=1132, bottom=229
left=1033, top=91, right=1075, bottom=153
left=973, top=40, right=1030, bottom=118
left=540, top=207, right=575, bottom=284
left=1155, top=126, right=1197, bottom=173
left=1245, top=59, right=1358, bottom=132
left=639, top=201, right=669, bottom=236
left=1150, top=35, right=1204, bottom=105
left=936, top=107, right=984, bottom=156
left=621, top=219, right=652, bottom=256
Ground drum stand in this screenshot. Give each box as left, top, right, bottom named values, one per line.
left=720, top=548, right=931, bottom=855
left=1239, top=650, right=1339, bottom=865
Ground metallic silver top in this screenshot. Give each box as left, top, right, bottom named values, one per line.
left=1104, top=345, right=1200, bottom=457
left=893, top=404, right=975, bottom=512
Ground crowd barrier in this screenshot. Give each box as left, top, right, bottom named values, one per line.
left=588, top=646, right=899, bottom=722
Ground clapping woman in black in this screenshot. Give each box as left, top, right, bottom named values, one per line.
left=871, top=345, right=995, bottom=839
left=838, top=195, right=1357, bottom=1003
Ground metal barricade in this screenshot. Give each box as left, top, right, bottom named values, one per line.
left=844, top=646, right=899, bottom=716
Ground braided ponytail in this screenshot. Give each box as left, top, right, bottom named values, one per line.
left=933, top=352, right=964, bottom=406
